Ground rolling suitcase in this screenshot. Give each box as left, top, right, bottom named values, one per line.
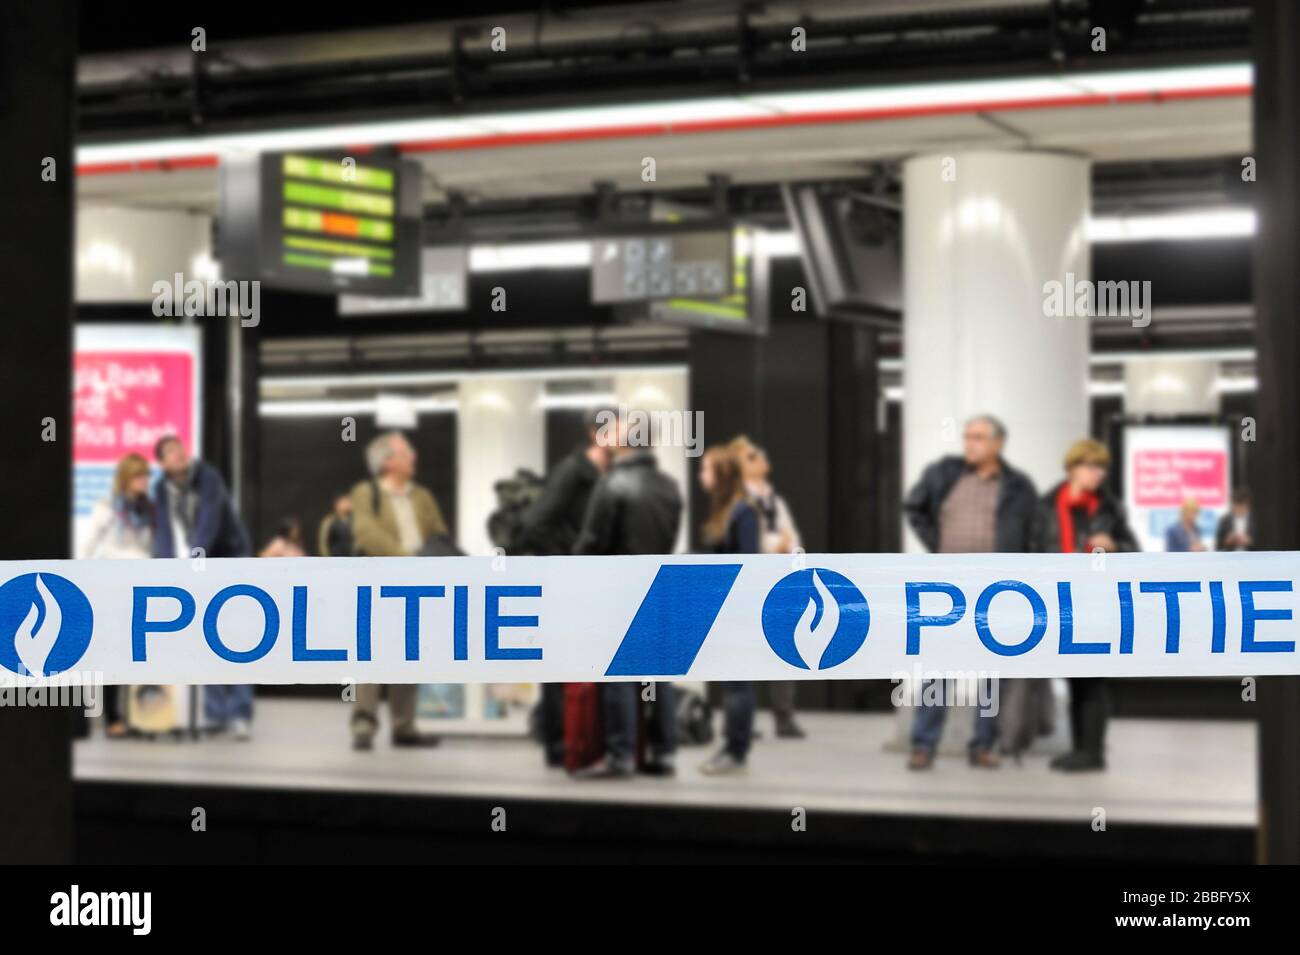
left=563, top=683, right=603, bottom=773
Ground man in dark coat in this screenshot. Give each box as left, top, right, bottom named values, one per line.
left=902, top=414, right=1039, bottom=770
left=151, top=435, right=255, bottom=739
left=516, top=411, right=610, bottom=766
left=571, top=416, right=682, bottom=779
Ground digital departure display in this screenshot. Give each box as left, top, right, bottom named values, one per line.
left=219, top=151, right=422, bottom=296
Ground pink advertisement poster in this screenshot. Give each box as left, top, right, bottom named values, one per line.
left=73, top=351, right=195, bottom=465
left=1131, top=449, right=1228, bottom=509
left=1123, top=426, right=1231, bottom=553
left=72, top=325, right=202, bottom=552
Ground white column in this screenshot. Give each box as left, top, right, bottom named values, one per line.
left=613, top=368, right=690, bottom=553
left=896, top=152, right=1090, bottom=754
left=456, top=377, right=546, bottom=556
left=902, top=150, right=1091, bottom=551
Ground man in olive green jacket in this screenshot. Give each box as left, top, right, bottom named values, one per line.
left=349, top=431, right=450, bottom=751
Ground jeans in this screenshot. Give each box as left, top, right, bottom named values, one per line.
left=205, top=684, right=254, bottom=725
left=602, top=682, right=677, bottom=767
left=602, top=682, right=639, bottom=768
left=910, top=678, right=997, bottom=753
left=722, top=681, right=757, bottom=760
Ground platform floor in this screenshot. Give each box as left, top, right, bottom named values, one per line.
left=73, top=699, right=1256, bottom=830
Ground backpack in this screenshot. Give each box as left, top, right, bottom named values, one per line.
left=486, top=469, right=546, bottom=553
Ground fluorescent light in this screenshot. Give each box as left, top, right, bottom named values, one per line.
left=1061, top=64, right=1251, bottom=96
left=1088, top=208, right=1255, bottom=242
left=1215, top=376, right=1257, bottom=395
left=736, top=230, right=800, bottom=258
left=262, top=363, right=687, bottom=391
left=474, top=98, right=773, bottom=133
left=745, top=64, right=1249, bottom=115
left=468, top=241, right=592, bottom=272
left=1087, top=380, right=1127, bottom=397
left=538, top=391, right=617, bottom=410
left=260, top=396, right=459, bottom=417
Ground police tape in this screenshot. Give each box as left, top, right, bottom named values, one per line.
left=0, top=552, right=1296, bottom=685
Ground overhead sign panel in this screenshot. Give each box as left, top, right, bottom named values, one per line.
left=591, top=229, right=732, bottom=304
left=219, top=151, right=422, bottom=296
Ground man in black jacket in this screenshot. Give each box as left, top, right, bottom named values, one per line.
left=1215, top=486, right=1254, bottom=551
left=516, top=411, right=610, bottom=766
left=572, top=417, right=682, bottom=779
left=902, top=415, right=1038, bottom=770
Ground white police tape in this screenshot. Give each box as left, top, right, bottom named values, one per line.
left=0, top=552, right=1296, bottom=685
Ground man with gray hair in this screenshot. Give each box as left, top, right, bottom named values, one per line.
left=901, top=414, right=1039, bottom=770
left=347, top=431, right=450, bottom=751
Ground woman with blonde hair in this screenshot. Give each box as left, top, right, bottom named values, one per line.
left=697, top=444, right=761, bottom=775
left=79, top=452, right=156, bottom=737
left=729, top=434, right=806, bottom=738
left=1034, top=438, right=1138, bottom=771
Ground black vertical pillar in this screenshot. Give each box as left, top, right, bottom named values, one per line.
left=826, top=324, right=881, bottom=553
left=236, top=318, right=261, bottom=543
left=0, top=2, right=77, bottom=863
left=1252, top=0, right=1300, bottom=865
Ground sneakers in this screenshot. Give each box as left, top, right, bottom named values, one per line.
left=230, top=718, right=252, bottom=742
left=700, top=751, right=748, bottom=776
left=392, top=732, right=441, bottom=748
left=570, top=758, right=635, bottom=780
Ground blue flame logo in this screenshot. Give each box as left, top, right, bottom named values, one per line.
left=761, top=568, right=870, bottom=670
left=0, top=573, right=94, bottom=677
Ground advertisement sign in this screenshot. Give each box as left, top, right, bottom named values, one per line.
left=73, top=325, right=202, bottom=555
left=1124, top=425, right=1230, bottom=553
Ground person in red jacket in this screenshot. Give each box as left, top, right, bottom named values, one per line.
left=1035, top=438, right=1139, bottom=772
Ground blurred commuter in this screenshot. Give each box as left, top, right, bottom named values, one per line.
left=79, top=452, right=155, bottom=738
left=317, top=493, right=354, bottom=557
left=517, top=409, right=612, bottom=767
left=1165, top=499, right=1205, bottom=552
left=1036, top=439, right=1138, bottom=772
left=151, top=435, right=255, bottom=740
left=1215, top=487, right=1254, bottom=551
left=572, top=416, right=682, bottom=779
left=698, top=445, right=761, bottom=776
left=902, top=414, right=1038, bottom=770
left=348, top=432, right=448, bottom=752
left=261, top=515, right=306, bottom=558
left=731, top=435, right=805, bottom=739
